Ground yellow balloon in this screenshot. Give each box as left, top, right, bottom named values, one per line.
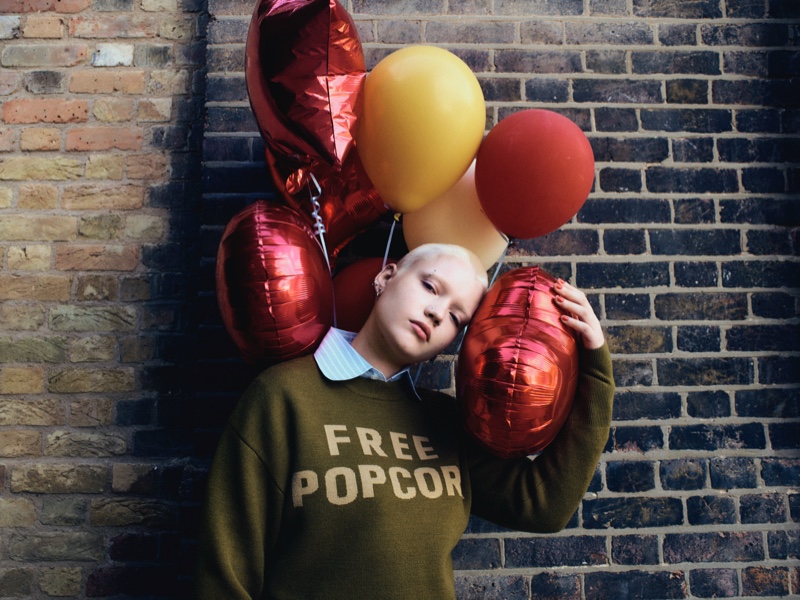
left=403, top=162, right=508, bottom=270
left=356, top=46, right=486, bottom=213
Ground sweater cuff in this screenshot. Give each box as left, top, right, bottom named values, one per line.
left=570, top=343, right=615, bottom=429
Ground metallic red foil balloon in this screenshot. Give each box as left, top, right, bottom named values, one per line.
left=266, top=147, right=388, bottom=263
left=216, top=201, right=334, bottom=366
left=245, top=0, right=365, bottom=169
left=332, top=257, right=394, bottom=333
left=457, top=267, right=579, bottom=458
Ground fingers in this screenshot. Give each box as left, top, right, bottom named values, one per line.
left=553, top=278, right=605, bottom=350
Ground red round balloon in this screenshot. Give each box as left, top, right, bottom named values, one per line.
left=332, top=257, right=394, bottom=333
left=456, top=267, right=579, bottom=458
left=475, top=109, right=595, bottom=239
left=266, top=146, right=388, bottom=263
left=245, top=0, right=365, bottom=169
left=216, top=201, right=334, bottom=366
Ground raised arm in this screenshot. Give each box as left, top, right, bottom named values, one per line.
left=466, top=280, right=614, bottom=532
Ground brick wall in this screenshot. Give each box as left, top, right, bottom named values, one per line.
left=0, top=0, right=205, bottom=596
left=1, top=0, right=798, bottom=597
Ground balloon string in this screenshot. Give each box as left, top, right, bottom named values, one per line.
left=307, top=173, right=337, bottom=329
left=488, top=237, right=511, bottom=289
left=307, top=173, right=329, bottom=264
left=382, top=213, right=401, bottom=270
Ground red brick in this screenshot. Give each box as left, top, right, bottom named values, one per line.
left=69, top=15, right=159, bottom=38
left=69, top=70, right=145, bottom=94
left=0, top=0, right=91, bottom=12
left=2, top=99, right=87, bottom=124
left=55, top=245, right=138, bottom=271
left=65, top=127, right=142, bottom=151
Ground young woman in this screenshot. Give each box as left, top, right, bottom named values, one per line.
left=195, top=243, right=614, bottom=599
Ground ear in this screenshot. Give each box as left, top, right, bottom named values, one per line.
left=374, top=263, right=397, bottom=295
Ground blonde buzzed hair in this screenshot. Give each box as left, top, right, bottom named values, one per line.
left=395, top=243, right=489, bottom=290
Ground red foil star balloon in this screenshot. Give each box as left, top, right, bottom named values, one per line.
left=216, top=201, right=334, bottom=366
left=457, top=267, right=579, bottom=458
left=266, top=147, right=388, bottom=263
left=246, top=0, right=387, bottom=262
left=245, top=0, right=365, bottom=169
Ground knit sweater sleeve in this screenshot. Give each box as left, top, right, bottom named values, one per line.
left=194, top=373, right=288, bottom=600
left=467, top=344, right=615, bottom=533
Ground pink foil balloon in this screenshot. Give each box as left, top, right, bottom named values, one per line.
left=216, top=201, right=334, bottom=366
left=457, top=267, right=579, bottom=458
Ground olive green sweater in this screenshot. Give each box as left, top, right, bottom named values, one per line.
left=195, top=346, right=614, bottom=600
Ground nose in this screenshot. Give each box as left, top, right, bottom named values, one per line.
left=425, top=305, right=442, bottom=327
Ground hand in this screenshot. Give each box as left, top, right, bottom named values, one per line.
left=553, top=279, right=605, bottom=350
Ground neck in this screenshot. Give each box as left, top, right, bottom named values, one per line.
left=351, top=321, right=403, bottom=380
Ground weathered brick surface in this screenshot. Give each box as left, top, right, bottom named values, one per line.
left=0, top=0, right=202, bottom=591
left=0, top=0, right=797, bottom=597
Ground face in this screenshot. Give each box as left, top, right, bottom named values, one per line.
left=367, top=253, right=486, bottom=373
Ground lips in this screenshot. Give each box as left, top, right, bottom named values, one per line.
left=410, top=320, right=431, bottom=342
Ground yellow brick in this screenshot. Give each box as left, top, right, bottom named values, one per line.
left=0, top=304, right=47, bottom=331
left=142, top=0, right=178, bottom=10
left=0, top=187, right=12, bottom=208
left=0, top=430, right=42, bottom=457
left=158, top=16, right=193, bottom=40
left=0, top=399, right=63, bottom=425
left=0, top=275, right=71, bottom=301
left=20, top=127, right=61, bottom=151
left=138, top=98, right=171, bottom=122
left=69, top=398, right=114, bottom=427
left=48, top=367, right=134, bottom=393
left=19, top=184, right=58, bottom=210
left=40, top=568, right=82, bottom=597
left=0, top=156, right=82, bottom=181
left=22, top=14, right=65, bottom=39
left=124, top=214, right=165, bottom=240
left=85, top=154, right=124, bottom=180
left=7, top=244, right=51, bottom=271
left=0, top=366, right=45, bottom=394
left=148, top=69, right=189, bottom=94
left=92, top=97, right=135, bottom=122
left=0, top=215, right=77, bottom=241
left=69, top=336, right=116, bottom=363
left=126, top=153, right=167, bottom=180
left=0, top=497, right=36, bottom=526
left=0, top=128, right=16, bottom=152
left=62, top=184, right=143, bottom=210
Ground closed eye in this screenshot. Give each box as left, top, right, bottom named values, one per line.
left=422, top=279, right=435, bottom=293
left=450, top=313, right=460, bottom=327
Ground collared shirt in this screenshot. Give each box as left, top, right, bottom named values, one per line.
left=314, top=327, right=420, bottom=399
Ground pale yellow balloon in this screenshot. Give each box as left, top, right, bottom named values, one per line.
left=356, top=45, right=486, bottom=213
left=402, top=162, right=508, bottom=270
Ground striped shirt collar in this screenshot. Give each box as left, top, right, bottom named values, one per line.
left=314, top=327, right=420, bottom=399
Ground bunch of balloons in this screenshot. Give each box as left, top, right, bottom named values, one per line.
left=216, top=0, right=598, bottom=456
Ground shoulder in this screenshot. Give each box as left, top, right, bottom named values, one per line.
left=229, top=355, right=323, bottom=428
left=253, top=354, right=322, bottom=389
